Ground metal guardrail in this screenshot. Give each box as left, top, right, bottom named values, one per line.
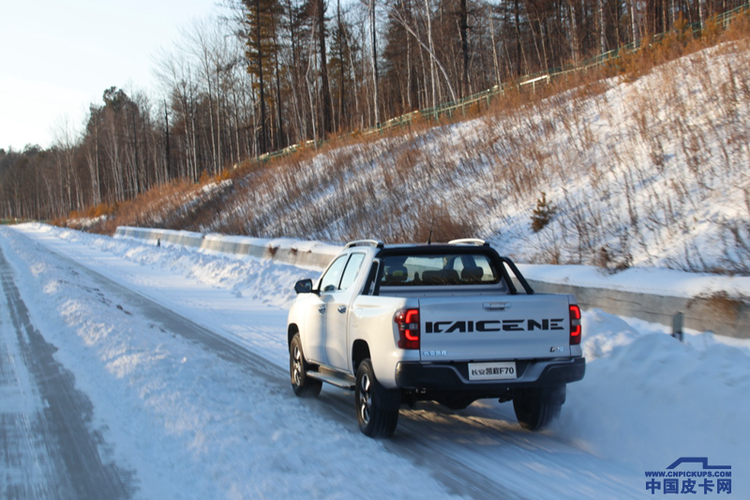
left=251, top=3, right=748, bottom=165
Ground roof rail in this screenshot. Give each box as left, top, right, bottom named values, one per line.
left=345, top=239, right=385, bottom=249
left=448, top=238, right=488, bottom=246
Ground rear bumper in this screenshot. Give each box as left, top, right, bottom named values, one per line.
left=395, top=356, right=585, bottom=393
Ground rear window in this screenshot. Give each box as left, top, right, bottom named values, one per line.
left=380, top=253, right=503, bottom=287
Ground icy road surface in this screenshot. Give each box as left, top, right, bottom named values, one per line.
left=0, top=246, right=133, bottom=499
left=1, top=224, right=748, bottom=499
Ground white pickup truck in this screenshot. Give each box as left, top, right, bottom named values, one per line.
left=287, top=239, right=585, bottom=437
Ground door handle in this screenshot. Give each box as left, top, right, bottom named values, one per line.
left=483, top=302, right=511, bottom=311
left=338, top=305, right=347, bottom=313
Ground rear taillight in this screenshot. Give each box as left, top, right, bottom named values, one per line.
left=395, top=308, right=420, bottom=349
left=569, top=305, right=582, bottom=345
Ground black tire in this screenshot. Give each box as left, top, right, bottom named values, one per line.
left=513, top=385, right=565, bottom=431
left=355, top=359, right=400, bottom=438
left=289, top=334, right=322, bottom=398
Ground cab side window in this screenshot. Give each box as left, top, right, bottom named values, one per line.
left=319, top=255, right=348, bottom=292
left=339, top=253, right=365, bottom=291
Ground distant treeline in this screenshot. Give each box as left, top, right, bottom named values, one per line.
left=1, top=0, right=745, bottom=220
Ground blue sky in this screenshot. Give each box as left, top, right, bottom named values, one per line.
left=1, top=0, right=217, bottom=151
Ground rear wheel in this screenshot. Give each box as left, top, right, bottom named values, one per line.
left=355, top=359, right=400, bottom=438
left=513, top=385, right=565, bottom=431
left=289, top=334, right=322, bottom=398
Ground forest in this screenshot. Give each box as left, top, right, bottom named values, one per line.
left=0, top=0, right=747, bottom=221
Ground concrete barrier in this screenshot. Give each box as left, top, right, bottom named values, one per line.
left=114, top=227, right=749, bottom=339
left=528, top=280, right=749, bottom=339
left=114, top=227, right=339, bottom=270
left=115, top=227, right=204, bottom=248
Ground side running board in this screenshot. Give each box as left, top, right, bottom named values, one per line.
left=306, top=370, right=356, bottom=390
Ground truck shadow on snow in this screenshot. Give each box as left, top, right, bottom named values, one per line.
left=310, top=388, right=598, bottom=500
left=314, top=386, right=573, bottom=447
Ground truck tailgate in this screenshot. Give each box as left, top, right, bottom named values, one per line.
left=419, top=294, right=572, bottom=361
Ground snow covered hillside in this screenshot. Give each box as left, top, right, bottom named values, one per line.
left=167, top=40, right=750, bottom=276
left=2, top=223, right=748, bottom=499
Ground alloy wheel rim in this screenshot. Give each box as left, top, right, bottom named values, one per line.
left=292, top=345, right=302, bottom=386
left=358, top=373, right=371, bottom=424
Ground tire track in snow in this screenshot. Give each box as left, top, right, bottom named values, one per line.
left=0, top=246, right=134, bottom=500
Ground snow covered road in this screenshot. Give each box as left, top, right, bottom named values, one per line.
left=1, top=224, right=747, bottom=499
left=0, top=246, right=133, bottom=499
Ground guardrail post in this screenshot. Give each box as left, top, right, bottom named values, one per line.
left=672, top=312, right=684, bottom=342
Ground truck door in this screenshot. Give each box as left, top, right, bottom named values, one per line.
left=305, top=254, right=349, bottom=364
left=322, top=252, right=366, bottom=371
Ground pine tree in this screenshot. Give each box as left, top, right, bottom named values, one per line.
left=531, top=192, right=557, bottom=232
left=329, top=0, right=358, bottom=130
left=243, top=0, right=282, bottom=154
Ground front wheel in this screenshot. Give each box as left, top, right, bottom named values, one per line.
left=355, top=359, right=400, bottom=438
left=513, top=385, right=565, bottom=431
left=289, top=333, right=322, bottom=398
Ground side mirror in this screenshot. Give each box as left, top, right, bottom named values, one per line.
left=294, top=279, right=314, bottom=294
